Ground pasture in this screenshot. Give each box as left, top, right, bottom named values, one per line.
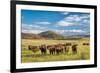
left=21, top=38, right=90, bottom=63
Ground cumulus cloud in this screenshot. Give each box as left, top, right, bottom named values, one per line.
left=22, top=24, right=47, bottom=34
left=61, top=12, right=69, bottom=15
left=22, top=29, right=44, bottom=34
left=65, top=15, right=81, bottom=22
left=55, top=29, right=85, bottom=34
left=22, top=24, right=46, bottom=30
left=56, top=14, right=90, bottom=27
left=57, top=20, right=74, bottom=26
left=33, top=21, right=51, bottom=25
left=80, top=14, right=90, bottom=19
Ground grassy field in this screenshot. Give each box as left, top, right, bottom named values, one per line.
left=21, top=38, right=90, bottom=63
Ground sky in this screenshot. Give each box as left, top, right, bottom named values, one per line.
left=21, top=9, right=90, bottom=36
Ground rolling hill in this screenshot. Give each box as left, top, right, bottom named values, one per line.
left=22, top=31, right=67, bottom=39
left=21, top=33, right=44, bottom=39
left=22, top=31, right=89, bottom=40
left=39, top=30, right=67, bottom=39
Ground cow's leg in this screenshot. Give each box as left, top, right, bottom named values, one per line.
left=51, top=50, right=53, bottom=55
left=52, top=49, right=55, bottom=55
left=56, top=49, right=58, bottom=55
left=73, top=49, right=77, bottom=54
left=50, top=50, right=52, bottom=55
left=44, top=49, right=46, bottom=55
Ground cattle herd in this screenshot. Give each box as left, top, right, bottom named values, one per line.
left=28, top=42, right=89, bottom=55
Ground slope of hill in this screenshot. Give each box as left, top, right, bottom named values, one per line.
left=21, top=33, right=44, bottom=39
left=22, top=31, right=89, bottom=40
left=67, top=35, right=90, bottom=38
left=39, top=30, right=66, bottom=39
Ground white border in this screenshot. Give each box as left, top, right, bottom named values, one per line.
left=16, top=4, right=94, bottom=69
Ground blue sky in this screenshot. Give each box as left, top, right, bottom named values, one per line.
left=21, top=9, right=90, bottom=36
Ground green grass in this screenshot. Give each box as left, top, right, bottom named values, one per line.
left=21, top=38, right=90, bottom=63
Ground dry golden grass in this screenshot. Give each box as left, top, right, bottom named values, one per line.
left=21, top=38, right=90, bottom=63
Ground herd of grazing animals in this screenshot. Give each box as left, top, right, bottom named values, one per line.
left=28, top=42, right=89, bottom=55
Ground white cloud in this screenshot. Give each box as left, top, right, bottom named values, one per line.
left=57, top=20, right=74, bottom=26
left=30, top=25, right=46, bottom=29
left=61, top=12, right=69, bottom=15
left=22, top=24, right=47, bottom=34
left=56, top=15, right=81, bottom=27
left=33, top=22, right=51, bottom=25
left=22, top=24, right=46, bottom=30
left=82, top=19, right=90, bottom=23
left=68, top=29, right=85, bottom=33
left=22, top=29, right=44, bottom=34
left=81, top=15, right=90, bottom=19
left=56, top=14, right=90, bottom=27
left=64, top=15, right=81, bottom=22
left=55, top=29, right=85, bottom=34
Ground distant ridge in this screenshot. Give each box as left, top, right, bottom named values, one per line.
left=67, top=35, right=90, bottom=38
left=21, top=33, right=44, bottom=39
left=22, top=31, right=90, bottom=39
left=38, top=30, right=66, bottom=39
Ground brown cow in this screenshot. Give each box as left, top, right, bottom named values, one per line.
left=60, top=43, right=70, bottom=54
left=55, top=44, right=64, bottom=54
left=83, top=43, right=89, bottom=46
left=28, top=45, right=39, bottom=53
left=72, top=44, right=78, bottom=54
left=47, top=44, right=63, bottom=55
left=63, top=44, right=69, bottom=54
left=66, top=43, right=72, bottom=46
left=39, top=45, right=47, bottom=55
left=47, top=45, right=56, bottom=55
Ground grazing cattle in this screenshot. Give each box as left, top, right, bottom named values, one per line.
left=47, top=45, right=56, bottom=55
left=61, top=43, right=70, bottom=53
left=55, top=44, right=64, bottom=54
left=83, top=43, right=89, bottom=46
left=39, top=45, right=47, bottom=55
left=72, top=44, right=78, bottom=54
left=66, top=43, right=72, bottom=46
left=28, top=45, right=39, bottom=53
left=64, top=45, right=69, bottom=53
left=28, top=42, right=75, bottom=55
left=47, top=44, right=64, bottom=55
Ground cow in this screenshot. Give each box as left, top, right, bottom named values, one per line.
left=66, top=43, right=72, bottom=46
left=59, top=43, right=70, bottom=54
left=47, top=45, right=56, bottom=55
left=72, top=44, right=78, bottom=54
left=83, top=43, right=89, bottom=46
left=28, top=45, right=39, bottom=53
left=39, top=45, right=47, bottom=55
left=47, top=44, right=63, bottom=55
left=63, top=44, right=69, bottom=54
left=54, top=44, right=64, bottom=54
